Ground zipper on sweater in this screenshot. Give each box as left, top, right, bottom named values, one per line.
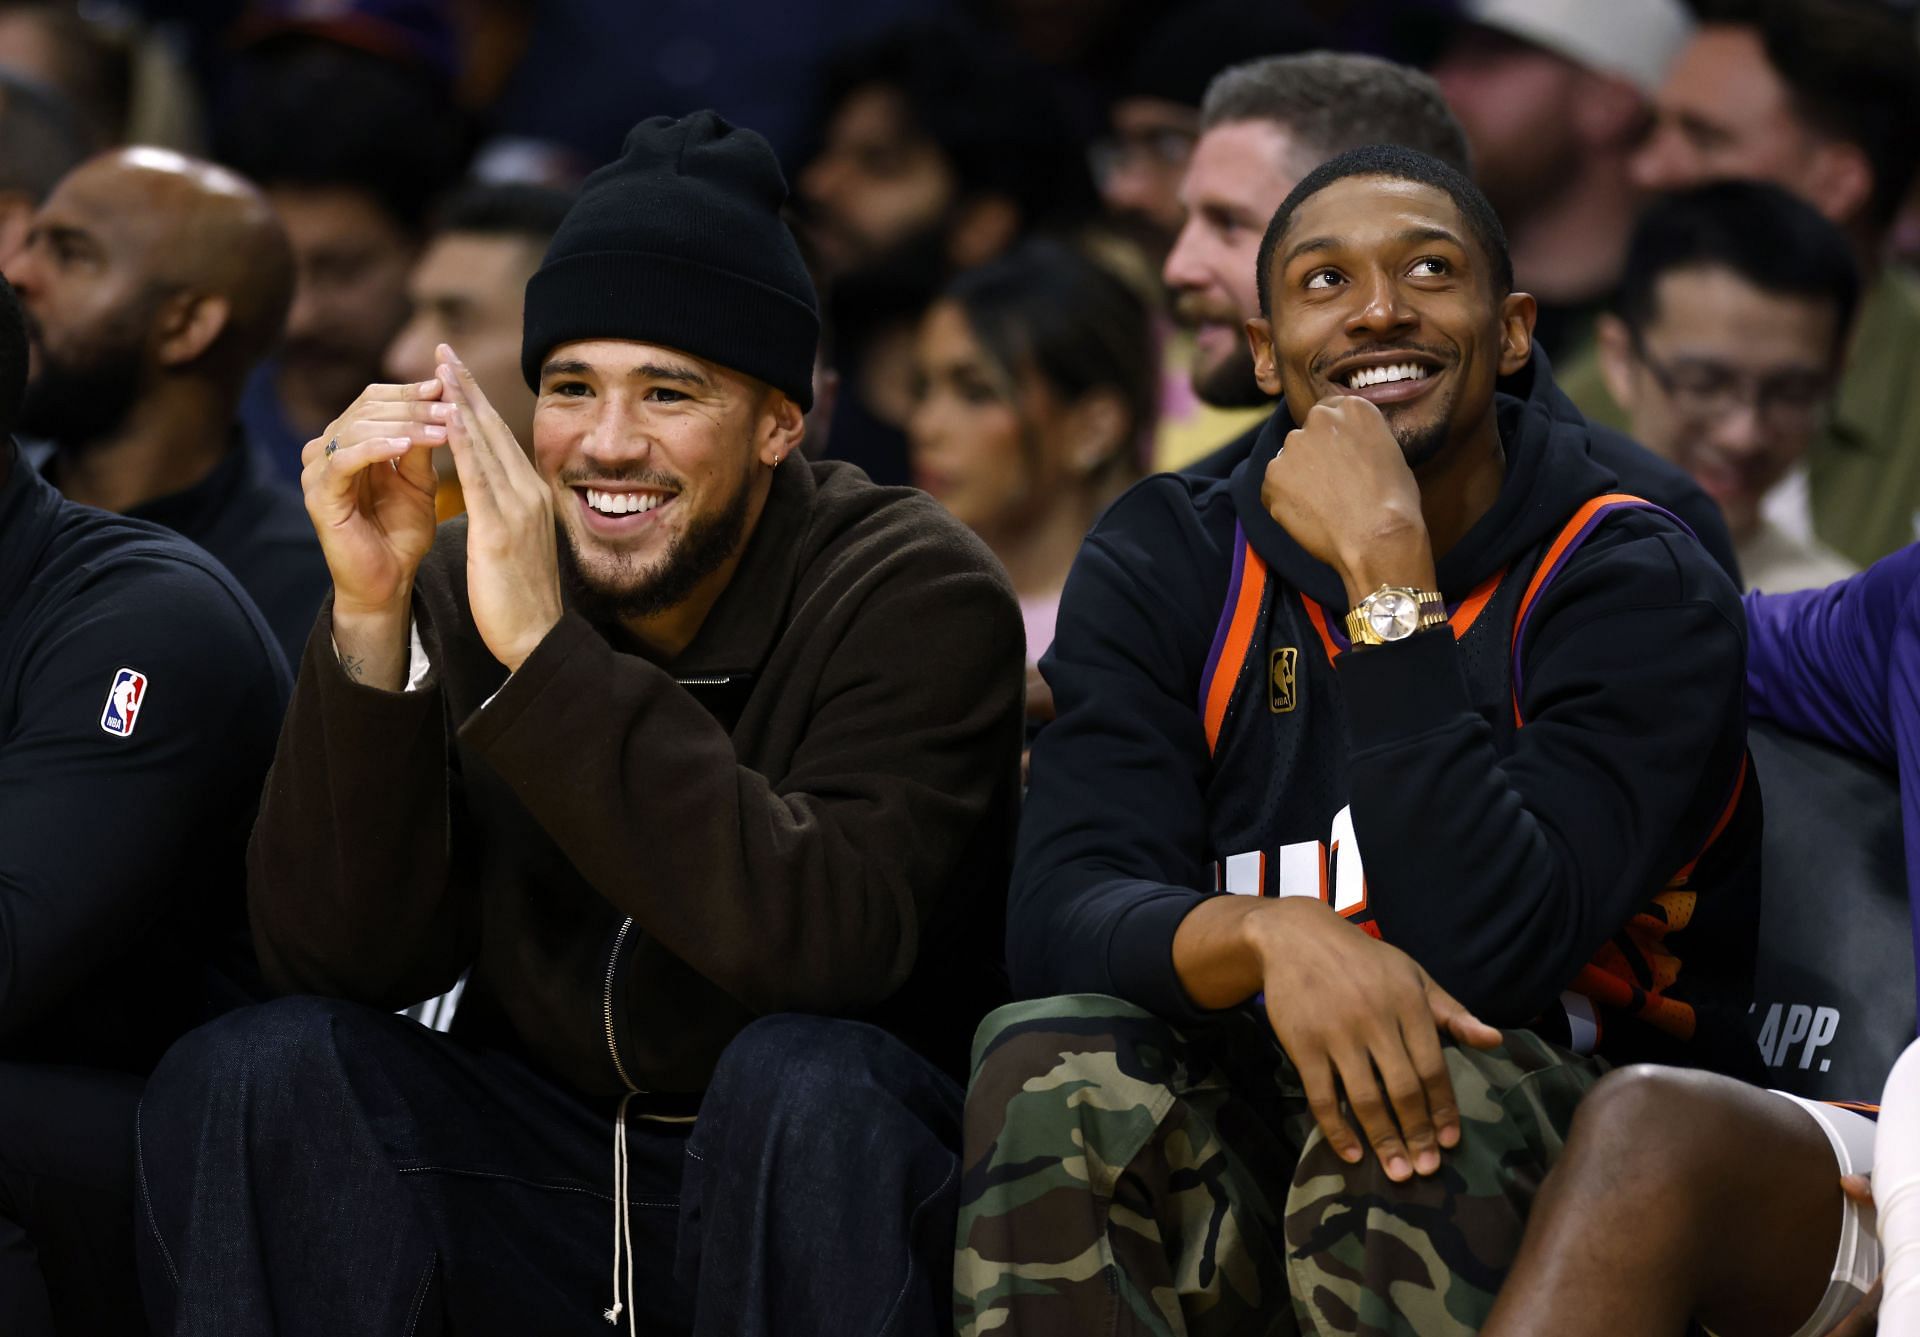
left=603, top=916, right=640, bottom=1332
left=602, top=917, right=640, bottom=1094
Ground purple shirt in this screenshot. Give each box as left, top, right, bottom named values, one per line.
left=1745, top=541, right=1920, bottom=1027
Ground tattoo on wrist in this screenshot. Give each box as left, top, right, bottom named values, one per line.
left=340, top=654, right=366, bottom=682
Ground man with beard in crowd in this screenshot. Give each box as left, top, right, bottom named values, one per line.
left=1561, top=0, right=1920, bottom=570
left=0, top=271, right=287, bottom=1337
left=797, top=20, right=1093, bottom=486
left=1165, top=51, right=1738, bottom=580
left=384, top=182, right=574, bottom=522
left=3, top=147, right=327, bottom=666
left=132, top=112, right=1023, bottom=1336
left=217, top=35, right=468, bottom=483
left=1431, top=0, right=1694, bottom=361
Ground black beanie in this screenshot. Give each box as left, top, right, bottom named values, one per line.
left=522, top=111, right=819, bottom=409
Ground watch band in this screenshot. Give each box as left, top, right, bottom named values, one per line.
left=1344, top=587, right=1447, bottom=645
left=1411, top=588, right=1447, bottom=630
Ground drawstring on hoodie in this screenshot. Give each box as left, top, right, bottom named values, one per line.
left=605, top=1092, right=637, bottom=1333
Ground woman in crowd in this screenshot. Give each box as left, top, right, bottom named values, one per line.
left=908, top=239, right=1157, bottom=707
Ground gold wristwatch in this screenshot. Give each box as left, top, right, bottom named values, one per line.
left=1345, top=586, right=1447, bottom=646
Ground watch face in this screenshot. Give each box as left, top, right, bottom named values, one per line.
left=1367, top=590, right=1420, bottom=641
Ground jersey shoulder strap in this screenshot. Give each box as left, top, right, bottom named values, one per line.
left=1199, top=521, right=1268, bottom=755
left=1507, top=490, right=1745, bottom=887
left=1509, top=492, right=1687, bottom=726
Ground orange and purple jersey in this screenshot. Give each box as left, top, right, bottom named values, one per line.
left=1011, top=368, right=1764, bottom=1079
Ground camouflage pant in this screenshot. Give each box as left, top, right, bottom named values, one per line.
left=954, top=994, right=1605, bottom=1337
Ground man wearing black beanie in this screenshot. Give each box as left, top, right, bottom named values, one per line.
left=132, top=112, right=1024, bottom=1337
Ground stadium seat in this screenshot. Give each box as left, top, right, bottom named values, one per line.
left=1748, top=720, right=1914, bottom=1100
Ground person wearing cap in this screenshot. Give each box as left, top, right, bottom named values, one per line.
left=1560, top=0, right=1920, bottom=570
left=130, top=111, right=1024, bottom=1337
left=1431, top=0, right=1693, bottom=361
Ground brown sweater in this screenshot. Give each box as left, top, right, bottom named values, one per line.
left=248, top=459, right=1025, bottom=1097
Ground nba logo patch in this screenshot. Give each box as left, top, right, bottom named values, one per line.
left=99, top=668, right=147, bottom=738
left=1270, top=647, right=1298, bottom=714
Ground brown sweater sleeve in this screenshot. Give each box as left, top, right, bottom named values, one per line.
left=246, top=603, right=477, bottom=1006
left=457, top=548, right=1024, bottom=1016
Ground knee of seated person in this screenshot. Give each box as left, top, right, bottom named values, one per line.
left=963, top=994, right=1187, bottom=1154
left=144, top=996, right=371, bottom=1125
left=967, top=993, right=1169, bottom=1085
left=1564, top=1064, right=1740, bottom=1166
left=710, top=1014, right=900, bottom=1101
left=700, top=1015, right=964, bottom=1168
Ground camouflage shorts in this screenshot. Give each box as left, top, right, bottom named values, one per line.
left=953, top=994, right=1604, bottom=1336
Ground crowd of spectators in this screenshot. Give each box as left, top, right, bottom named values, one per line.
left=6, top=0, right=1920, bottom=1333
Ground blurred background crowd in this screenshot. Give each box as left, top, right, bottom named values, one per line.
left=3, top=0, right=1919, bottom=675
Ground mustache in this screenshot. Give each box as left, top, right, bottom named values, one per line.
left=1312, top=341, right=1453, bottom=379
left=1172, top=290, right=1245, bottom=329
left=557, top=466, right=682, bottom=492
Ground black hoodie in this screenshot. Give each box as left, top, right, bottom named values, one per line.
left=1013, top=352, right=1764, bottom=1078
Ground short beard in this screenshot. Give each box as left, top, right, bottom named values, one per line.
left=1192, top=344, right=1271, bottom=409
left=17, top=301, right=157, bottom=449
left=557, top=469, right=754, bottom=625
left=1387, top=392, right=1459, bottom=471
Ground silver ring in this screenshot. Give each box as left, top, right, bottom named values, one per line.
left=325, top=436, right=339, bottom=457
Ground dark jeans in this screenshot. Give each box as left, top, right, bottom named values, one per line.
left=133, top=998, right=964, bottom=1336
left=0, top=1063, right=146, bottom=1336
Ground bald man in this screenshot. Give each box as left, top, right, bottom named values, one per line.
left=2, top=147, right=327, bottom=665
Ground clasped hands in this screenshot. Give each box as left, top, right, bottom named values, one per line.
left=302, top=343, right=562, bottom=683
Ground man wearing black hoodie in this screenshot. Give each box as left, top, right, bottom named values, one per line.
left=133, top=114, right=1024, bottom=1337
left=954, top=147, right=1760, bottom=1334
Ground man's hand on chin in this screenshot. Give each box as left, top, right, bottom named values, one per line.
left=1261, top=395, right=1436, bottom=604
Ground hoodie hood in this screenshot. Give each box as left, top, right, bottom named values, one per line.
left=1229, top=346, right=1621, bottom=608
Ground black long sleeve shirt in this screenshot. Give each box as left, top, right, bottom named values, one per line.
left=0, top=440, right=288, bottom=1072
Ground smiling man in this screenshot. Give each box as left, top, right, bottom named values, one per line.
left=1161, top=52, right=1471, bottom=461
left=1595, top=181, right=1857, bottom=593
left=131, top=112, right=1024, bottom=1337
left=1155, top=56, right=1739, bottom=587
left=954, top=146, right=1760, bottom=1334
